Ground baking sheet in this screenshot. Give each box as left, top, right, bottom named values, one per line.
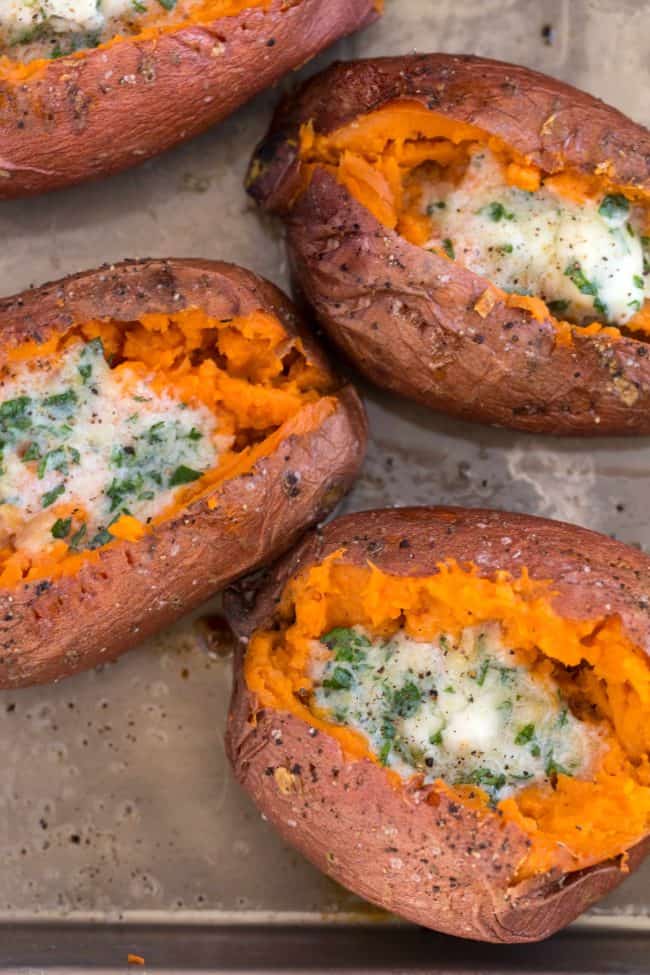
left=1, top=0, right=650, bottom=963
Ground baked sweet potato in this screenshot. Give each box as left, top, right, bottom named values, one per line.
left=226, top=506, right=650, bottom=942
left=0, top=258, right=366, bottom=688
left=0, top=0, right=380, bottom=198
left=248, top=54, right=650, bottom=435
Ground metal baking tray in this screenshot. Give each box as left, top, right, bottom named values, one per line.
left=1, top=0, right=650, bottom=970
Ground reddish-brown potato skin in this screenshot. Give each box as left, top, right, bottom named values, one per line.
left=248, top=54, right=650, bottom=435
left=0, top=0, right=379, bottom=198
left=225, top=507, right=650, bottom=942
left=0, top=259, right=367, bottom=688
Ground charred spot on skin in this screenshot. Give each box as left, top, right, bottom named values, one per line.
left=194, top=614, right=234, bottom=659
left=283, top=471, right=301, bottom=498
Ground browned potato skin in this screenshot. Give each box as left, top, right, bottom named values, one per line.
left=0, top=259, right=367, bottom=688
left=226, top=507, right=650, bottom=943
left=0, top=0, right=379, bottom=198
left=248, top=54, right=650, bottom=435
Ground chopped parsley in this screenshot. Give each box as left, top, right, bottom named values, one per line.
left=481, top=201, right=515, bottom=222
left=392, top=681, right=422, bottom=718
left=564, top=261, right=607, bottom=316
left=43, top=389, right=77, bottom=411
left=0, top=337, right=217, bottom=554
left=468, top=768, right=507, bottom=793
left=598, top=193, right=630, bottom=223
left=89, top=528, right=112, bottom=550
left=0, top=396, right=30, bottom=421
left=322, top=627, right=370, bottom=665
left=442, top=238, right=455, bottom=260
left=41, top=483, right=65, bottom=508
left=69, top=524, right=87, bottom=550
left=169, top=465, right=202, bottom=487
left=514, top=723, right=535, bottom=745
left=313, top=626, right=593, bottom=803
left=51, top=517, right=72, bottom=539
left=322, top=666, right=354, bottom=692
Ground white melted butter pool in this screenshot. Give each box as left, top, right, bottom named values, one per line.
left=420, top=147, right=649, bottom=327
left=0, top=0, right=179, bottom=54
left=311, top=623, right=605, bottom=801
left=0, top=338, right=230, bottom=553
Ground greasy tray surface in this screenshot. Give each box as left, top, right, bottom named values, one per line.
left=1, top=0, right=650, bottom=965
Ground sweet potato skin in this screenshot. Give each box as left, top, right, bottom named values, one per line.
left=0, top=259, right=367, bottom=688
left=248, top=54, right=650, bottom=435
left=0, top=0, right=379, bottom=198
left=225, top=507, right=650, bottom=943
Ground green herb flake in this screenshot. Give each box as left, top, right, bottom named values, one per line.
left=43, top=389, right=78, bottom=410
left=482, top=201, right=515, bottom=222
left=514, top=723, right=535, bottom=745
left=69, top=524, right=87, bottom=550
left=379, top=740, right=392, bottom=766
left=89, top=528, right=113, bottom=550
left=442, top=238, right=455, bottom=260
left=475, top=658, right=490, bottom=686
left=598, top=193, right=630, bottom=222
left=41, top=483, right=65, bottom=509
left=634, top=274, right=645, bottom=289
left=169, top=465, right=202, bottom=487
left=22, top=443, right=41, bottom=462
left=147, top=421, right=166, bottom=444
left=322, top=627, right=370, bottom=665
left=545, top=755, right=573, bottom=779
left=564, top=261, right=598, bottom=297
left=468, top=768, right=507, bottom=792
left=547, top=299, right=570, bottom=315
left=392, top=681, right=422, bottom=718
left=322, top=666, right=354, bottom=691
left=0, top=396, right=31, bottom=420
left=51, top=517, right=72, bottom=539
left=158, top=0, right=177, bottom=8
left=429, top=729, right=443, bottom=746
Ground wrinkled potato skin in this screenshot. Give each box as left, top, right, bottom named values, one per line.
left=248, top=55, right=650, bottom=435
left=0, top=0, right=379, bottom=198
left=0, top=259, right=367, bottom=688
left=225, top=507, right=650, bottom=942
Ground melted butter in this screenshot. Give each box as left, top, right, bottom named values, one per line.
left=420, top=147, right=649, bottom=326
left=311, top=623, right=605, bottom=801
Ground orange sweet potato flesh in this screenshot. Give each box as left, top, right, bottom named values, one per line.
left=248, top=54, right=650, bottom=435
left=226, top=507, right=650, bottom=943
left=0, top=259, right=367, bottom=688
left=0, top=0, right=380, bottom=198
